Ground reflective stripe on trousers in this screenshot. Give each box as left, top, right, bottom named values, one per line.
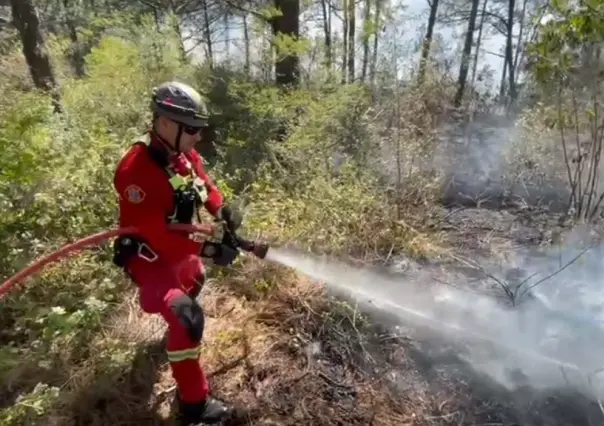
left=167, top=345, right=202, bottom=362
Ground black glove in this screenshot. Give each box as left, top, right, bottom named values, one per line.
left=216, top=204, right=242, bottom=233
left=200, top=241, right=239, bottom=266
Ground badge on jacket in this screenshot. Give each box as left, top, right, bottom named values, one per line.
left=124, top=184, right=146, bottom=204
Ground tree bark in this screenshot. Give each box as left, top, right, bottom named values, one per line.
left=361, top=0, right=371, bottom=82
left=454, top=0, right=480, bottom=107
left=347, top=0, right=355, bottom=82
left=369, top=0, right=381, bottom=86
left=202, top=0, right=214, bottom=68
left=341, top=0, right=348, bottom=84
left=320, top=0, right=332, bottom=71
left=469, top=0, right=488, bottom=89
left=243, top=13, right=250, bottom=75
left=272, top=0, right=300, bottom=87
left=418, top=0, right=439, bottom=85
left=505, top=0, right=516, bottom=106
left=10, top=0, right=61, bottom=112
left=63, top=0, right=85, bottom=77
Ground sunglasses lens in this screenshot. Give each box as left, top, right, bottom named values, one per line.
left=184, top=126, right=202, bottom=135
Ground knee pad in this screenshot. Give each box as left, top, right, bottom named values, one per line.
left=168, top=294, right=205, bottom=343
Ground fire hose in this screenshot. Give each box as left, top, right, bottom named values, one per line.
left=0, top=223, right=269, bottom=300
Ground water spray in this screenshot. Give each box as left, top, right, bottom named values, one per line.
left=265, top=247, right=604, bottom=406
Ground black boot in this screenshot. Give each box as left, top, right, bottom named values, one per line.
left=178, top=396, right=233, bottom=425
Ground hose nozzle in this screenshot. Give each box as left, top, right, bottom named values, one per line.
left=234, top=235, right=269, bottom=259
left=252, top=242, right=269, bottom=259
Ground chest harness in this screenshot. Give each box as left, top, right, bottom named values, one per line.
left=113, top=134, right=209, bottom=268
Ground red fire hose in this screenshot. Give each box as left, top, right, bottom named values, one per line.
left=0, top=223, right=214, bottom=300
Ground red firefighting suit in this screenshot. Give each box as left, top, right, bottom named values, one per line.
left=113, top=131, right=223, bottom=404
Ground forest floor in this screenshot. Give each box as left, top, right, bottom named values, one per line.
left=41, top=203, right=604, bottom=426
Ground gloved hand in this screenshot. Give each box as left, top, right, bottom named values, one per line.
left=216, top=204, right=242, bottom=233
left=200, top=241, right=239, bottom=266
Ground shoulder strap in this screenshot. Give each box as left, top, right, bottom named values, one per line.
left=134, top=133, right=193, bottom=191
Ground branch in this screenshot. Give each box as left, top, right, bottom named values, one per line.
left=483, top=10, right=510, bottom=30
left=443, top=251, right=515, bottom=303
left=484, top=49, right=506, bottom=58
left=216, top=0, right=269, bottom=21
left=516, top=245, right=593, bottom=302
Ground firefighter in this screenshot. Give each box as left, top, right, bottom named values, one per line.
left=112, top=81, right=241, bottom=425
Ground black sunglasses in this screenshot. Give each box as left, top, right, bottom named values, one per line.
left=181, top=124, right=203, bottom=135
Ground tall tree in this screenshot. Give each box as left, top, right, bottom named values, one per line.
left=62, top=0, right=85, bottom=77
left=504, top=0, right=516, bottom=104
left=347, top=0, right=355, bottom=82
left=341, top=0, right=348, bottom=83
left=454, top=0, right=480, bottom=107
left=469, top=0, right=489, bottom=90
left=10, top=0, right=61, bottom=111
left=369, top=0, right=382, bottom=86
left=272, top=0, right=300, bottom=86
left=361, top=0, right=371, bottom=82
left=418, top=0, right=440, bottom=84
left=320, top=0, right=332, bottom=71
left=202, top=0, right=214, bottom=67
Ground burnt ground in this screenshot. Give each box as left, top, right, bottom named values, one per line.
left=404, top=203, right=604, bottom=425
left=31, top=202, right=604, bottom=426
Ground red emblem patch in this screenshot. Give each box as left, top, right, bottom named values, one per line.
left=124, top=184, right=146, bottom=204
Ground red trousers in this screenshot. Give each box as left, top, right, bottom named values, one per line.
left=127, top=253, right=209, bottom=403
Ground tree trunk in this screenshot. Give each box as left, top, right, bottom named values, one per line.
left=320, top=0, right=332, bottom=71
left=202, top=0, right=214, bottom=68
left=347, top=0, right=355, bottom=82
left=469, top=0, right=488, bottom=89
left=505, top=0, right=516, bottom=106
left=341, top=0, right=348, bottom=84
left=224, top=13, right=230, bottom=56
left=63, top=0, right=85, bottom=77
left=499, top=58, right=507, bottom=100
left=453, top=0, right=480, bottom=107
left=361, top=0, right=371, bottom=82
left=369, top=0, right=381, bottom=86
left=272, top=0, right=300, bottom=87
left=10, top=0, right=61, bottom=112
left=417, top=0, right=439, bottom=85
left=512, top=0, right=527, bottom=90
left=243, top=13, right=250, bottom=75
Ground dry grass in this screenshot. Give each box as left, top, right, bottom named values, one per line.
left=18, top=256, right=510, bottom=426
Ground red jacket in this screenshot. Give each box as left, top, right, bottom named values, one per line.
left=113, top=132, right=224, bottom=264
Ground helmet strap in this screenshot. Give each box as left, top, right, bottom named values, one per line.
left=151, top=120, right=183, bottom=154
left=175, top=124, right=184, bottom=153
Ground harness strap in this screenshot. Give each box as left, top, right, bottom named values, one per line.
left=136, top=133, right=207, bottom=197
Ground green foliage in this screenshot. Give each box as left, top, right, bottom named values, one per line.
left=525, top=0, right=604, bottom=221
left=273, top=33, right=312, bottom=60
left=529, top=0, right=604, bottom=91
left=0, top=383, right=60, bottom=425
left=0, top=16, right=199, bottom=423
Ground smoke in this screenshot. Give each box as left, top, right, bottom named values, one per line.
left=265, top=237, right=604, bottom=404
left=431, top=115, right=571, bottom=211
